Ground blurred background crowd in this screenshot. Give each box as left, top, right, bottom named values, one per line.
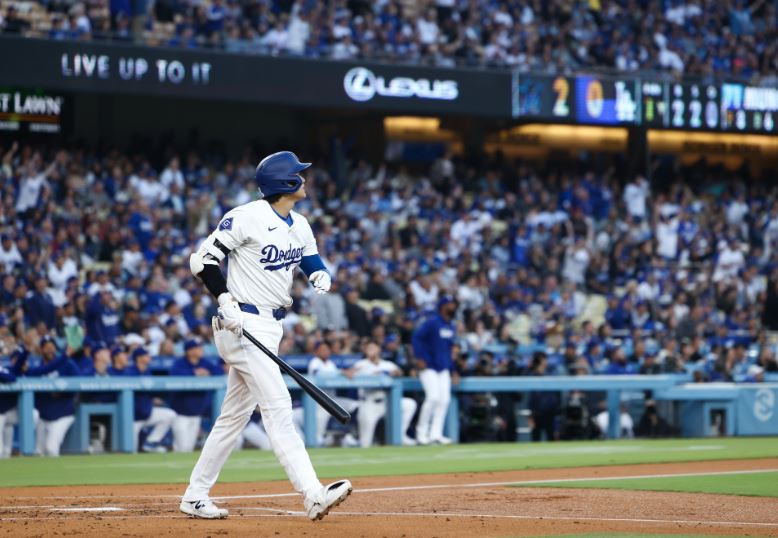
left=1, top=139, right=777, bottom=389
left=0, top=0, right=777, bottom=79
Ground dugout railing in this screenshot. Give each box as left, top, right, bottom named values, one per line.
left=1, top=375, right=776, bottom=455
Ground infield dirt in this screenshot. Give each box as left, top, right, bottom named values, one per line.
left=1, top=458, right=776, bottom=537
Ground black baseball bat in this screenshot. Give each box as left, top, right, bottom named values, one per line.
left=241, top=328, right=351, bottom=424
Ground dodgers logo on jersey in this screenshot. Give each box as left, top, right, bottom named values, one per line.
left=219, top=218, right=233, bottom=231
left=439, top=327, right=455, bottom=339
left=260, top=244, right=304, bottom=271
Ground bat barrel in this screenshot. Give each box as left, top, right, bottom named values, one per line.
left=242, top=329, right=351, bottom=424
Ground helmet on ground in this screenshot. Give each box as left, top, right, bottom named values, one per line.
left=255, top=151, right=311, bottom=197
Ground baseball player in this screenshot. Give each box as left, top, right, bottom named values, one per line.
left=181, top=151, right=352, bottom=521
left=0, top=346, right=39, bottom=458
left=350, top=341, right=418, bottom=447
left=170, top=339, right=223, bottom=452
left=238, top=409, right=272, bottom=450
left=307, top=341, right=359, bottom=447
left=125, top=347, right=176, bottom=453
left=24, top=336, right=81, bottom=456
left=412, top=295, right=458, bottom=445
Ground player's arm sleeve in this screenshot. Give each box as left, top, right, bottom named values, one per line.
left=170, top=360, right=192, bottom=376
left=209, top=360, right=225, bottom=376
left=411, top=320, right=432, bottom=360
left=190, top=210, right=246, bottom=298
left=24, top=356, right=67, bottom=377
left=0, top=367, right=15, bottom=383
left=299, top=254, right=326, bottom=277
left=66, top=361, right=81, bottom=376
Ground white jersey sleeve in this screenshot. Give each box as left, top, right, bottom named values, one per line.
left=211, top=207, right=249, bottom=254
left=195, top=206, right=248, bottom=264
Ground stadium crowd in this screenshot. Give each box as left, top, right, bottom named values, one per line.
left=1, top=0, right=777, bottom=79
left=1, top=138, right=778, bottom=452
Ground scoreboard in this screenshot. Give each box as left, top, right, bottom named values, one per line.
left=512, top=74, right=776, bottom=133
left=721, top=82, right=777, bottom=132
left=575, top=76, right=638, bottom=125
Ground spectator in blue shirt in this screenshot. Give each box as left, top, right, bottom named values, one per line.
left=23, top=275, right=56, bottom=331
left=110, top=345, right=129, bottom=375
left=604, top=348, right=634, bottom=375
left=85, top=290, right=121, bottom=345
left=82, top=344, right=117, bottom=404
left=125, top=347, right=177, bottom=453
left=170, top=339, right=223, bottom=452
left=23, top=336, right=81, bottom=456
left=412, top=295, right=457, bottom=445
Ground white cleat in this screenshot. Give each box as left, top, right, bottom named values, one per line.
left=304, top=480, right=352, bottom=521
left=432, top=436, right=453, bottom=445
left=402, top=435, right=418, bottom=446
left=179, top=499, right=229, bottom=519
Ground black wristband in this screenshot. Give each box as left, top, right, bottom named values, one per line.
left=199, top=264, right=229, bottom=299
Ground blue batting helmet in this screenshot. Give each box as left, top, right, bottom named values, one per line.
left=255, top=151, right=311, bottom=198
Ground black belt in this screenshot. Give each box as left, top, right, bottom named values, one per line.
left=238, top=303, right=287, bottom=320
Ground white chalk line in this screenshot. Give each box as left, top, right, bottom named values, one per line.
left=49, top=507, right=125, bottom=512
left=2, top=467, right=777, bottom=504
left=2, top=509, right=778, bottom=529
left=213, top=467, right=778, bottom=500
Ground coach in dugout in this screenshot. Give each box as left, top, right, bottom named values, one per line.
left=0, top=346, right=39, bottom=458
left=170, top=339, right=223, bottom=452
left=412, top=295, right=458, bottom=445
left=126, top=347, right=176, bottom=453
left=23, top=336, right=81, bottom=456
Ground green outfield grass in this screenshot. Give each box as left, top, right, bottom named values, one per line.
left=520, top=470, right=778, bottom=498
left=0, top=437, right=776, bottom=488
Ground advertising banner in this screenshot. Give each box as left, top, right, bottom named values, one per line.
left=0, top=38, right=511, bottom=117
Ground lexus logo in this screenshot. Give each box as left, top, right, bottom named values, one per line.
left=343, top=67, right=459, bottom=102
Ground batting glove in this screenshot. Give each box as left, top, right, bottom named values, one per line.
left=309, top=270, right=331, bottom=294
left=217, top=292, right=243, bottom=334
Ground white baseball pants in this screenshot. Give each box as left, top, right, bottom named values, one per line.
left=1, top=408, right=40, bottom=457
left=134, top=407, right=177, bottom=451
left=36, top=415, right=75, bottom=456
left=357, top=397, right=417, bottom=448
left=183, top=314, right=322, bottom=502
left=416, top=369, right=451, bottom=443
left=172, top=415, right=202, bottom=452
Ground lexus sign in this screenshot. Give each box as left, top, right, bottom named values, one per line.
left=343, top=67, right=459, bottom=102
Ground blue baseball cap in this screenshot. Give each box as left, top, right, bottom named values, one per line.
left=438, top=295, right=456, bottom=309
left=131, top=347, right=149, bottom=361
left=91, top=341, right=109, bottom=355
left=110, top=345, right=125, bottom=358
left=184, top=339, right=201, bottom=351
left=39, top=335, right=57, bottom=348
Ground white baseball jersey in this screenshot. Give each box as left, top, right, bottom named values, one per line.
left=308, top=356, right=339, bottom=398
left=204, top=199, right=318, bottom=308
left=351, top=358, right=399, bottom=400
left=308, top=356, right=339, bottom=376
